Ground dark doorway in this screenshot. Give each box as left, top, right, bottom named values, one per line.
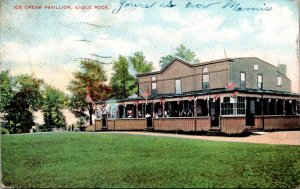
left=119, top=105, right=124, bottom=118
left=246, top=98, right=255, bottom=126
left=145, top=103, right=153, bottom=128
left=210, top=98, right=220, bottom=127
left=102, top=114, right=107, bottom=128
left=146, top=117, right=152, bottom=128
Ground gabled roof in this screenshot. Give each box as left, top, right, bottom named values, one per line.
left=136, top=57, right=236, bottom=77
left=136, top=56, right=193, bottom=77
left=193, top=58, right=234, bottom=66
left=136, top=57, right=288, bottom=79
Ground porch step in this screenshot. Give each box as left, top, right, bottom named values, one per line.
left=252, top=131, right=267, bottom=135
left=246, top=128, right=263, bottom=133
left=207, top=129, right=221, bottom=136
left=144, top=127, right=154, bottom=131
left=209, top=127, right=221, bottom=131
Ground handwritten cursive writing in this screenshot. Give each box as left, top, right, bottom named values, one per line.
left=112, top=0, right=157, bottom=14
left=111, top=0, right=272, bottom=14
left=222, top=0, right=272, bottom=12
left=186, top=1, right=221, bottom=9
left=112, top=0, right=176, bottom=14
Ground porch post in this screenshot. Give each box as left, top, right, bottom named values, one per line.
left=124, top=104, right=127, bottom=118
left=152, top=100, right=155, bottom=117
left=207, top=95, right=210, bottom=116
left=144, top=102, right=147, bottom=117
left=194, top=97, right=197, bottom=117
left=283, top=100, right=286, bottom=115
left=135, top=103, right=138, bottom=118
left=162, top=101, right=165, bottom=118
left=275, top=99, right=278, bottom=115
left=261, top=94, right=265, bottom=130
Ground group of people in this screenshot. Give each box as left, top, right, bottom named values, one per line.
left=151, top=109, right=194, bottom=118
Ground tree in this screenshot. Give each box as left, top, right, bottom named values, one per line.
left=159, top=55, right=174, bottom=69
left=129, top=52, right=153, bottom=74
left=68, top=60, right=112, bottom=125
left=110, top=55, right=136, bottom=99
left=4, top=74, right=43, bottom=133
left=159, top=44, right=199, bottom=69
left=0, top=71, right=13, bottom=113
left=41, top=85, right=67, bottom=130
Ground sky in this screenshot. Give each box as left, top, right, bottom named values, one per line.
left=0, top=0, right=299, bottom=92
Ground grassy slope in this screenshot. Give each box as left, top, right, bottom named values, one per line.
left=1, top=132, right=300, bottom=188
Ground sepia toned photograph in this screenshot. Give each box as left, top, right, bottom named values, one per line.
left=0, top=0, right=299, bottom=188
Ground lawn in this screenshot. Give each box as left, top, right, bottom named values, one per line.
left=1, top=132, right=300, bottom=188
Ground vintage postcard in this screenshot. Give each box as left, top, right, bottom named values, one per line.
left=0, top=0, right=299, bottom=188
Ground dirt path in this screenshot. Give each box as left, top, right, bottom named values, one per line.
left=106, top=131, right=300, bottom=146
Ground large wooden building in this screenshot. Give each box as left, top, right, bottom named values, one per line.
left=89, top=57, right=300, bottom=134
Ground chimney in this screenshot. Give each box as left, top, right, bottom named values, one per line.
left=278, top=64, right=286, bottom=76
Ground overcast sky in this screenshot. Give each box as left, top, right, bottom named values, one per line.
left=0, top=0, right=299, bottom=92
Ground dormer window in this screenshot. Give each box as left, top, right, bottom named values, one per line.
left=254, top=64, right=259, bottom=71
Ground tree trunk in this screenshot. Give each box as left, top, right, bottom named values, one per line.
left=89, top=103, right=93, bottom=126
left=14, top=123, right=17, bottom=134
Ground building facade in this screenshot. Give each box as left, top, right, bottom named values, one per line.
left=88, top=57, right=300, bottom=134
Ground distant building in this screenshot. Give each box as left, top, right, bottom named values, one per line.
left=90, top=57, right=300, bottom=134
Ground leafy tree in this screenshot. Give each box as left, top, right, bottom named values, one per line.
left=110, top=55, right=136, bottom=99
left=68, top=60, right=112, bottom=125
left=159, top=44, right=199, bottom=69
left=159, top=55, right=174, bottom=69
left=129, top=52, right=153, bottom=74
left=41, top=85, right=67, bottom=130
left=4, top=74, right=43, bottom=133
left=0, top=71, right=13, bottom=113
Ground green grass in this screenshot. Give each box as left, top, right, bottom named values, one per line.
left=1, top=132, right=300, bottom=188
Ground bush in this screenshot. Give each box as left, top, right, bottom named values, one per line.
left=1, top=127, right=9, bottom=135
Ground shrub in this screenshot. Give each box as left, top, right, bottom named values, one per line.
left=1, top=127, right=9, bottom=135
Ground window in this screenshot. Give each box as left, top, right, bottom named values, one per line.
left=175, top=79, right=181, bottom=94
left=277, top=76, right=282, bottom=86
left=240, top=72, right=246, bottom=89
left=151, top=76, right=157, bottom=91
left=221, top=97, right=234, bottom=115
left=221, top=97, right=245, bottom=115
left=254, top=64, right=259, bottom=70
left=236, top=97, right=245, bottom=115
left=202, top=67, right=209, bottom=90
left=152, top=82, right=157, bottom=90
left=257, top=75, right=263, bottom=89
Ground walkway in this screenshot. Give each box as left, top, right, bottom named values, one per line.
left=107, top=131, right=300, bottom=146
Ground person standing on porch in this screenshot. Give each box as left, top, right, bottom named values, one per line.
left=145, top=112, right=151, bottom=118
